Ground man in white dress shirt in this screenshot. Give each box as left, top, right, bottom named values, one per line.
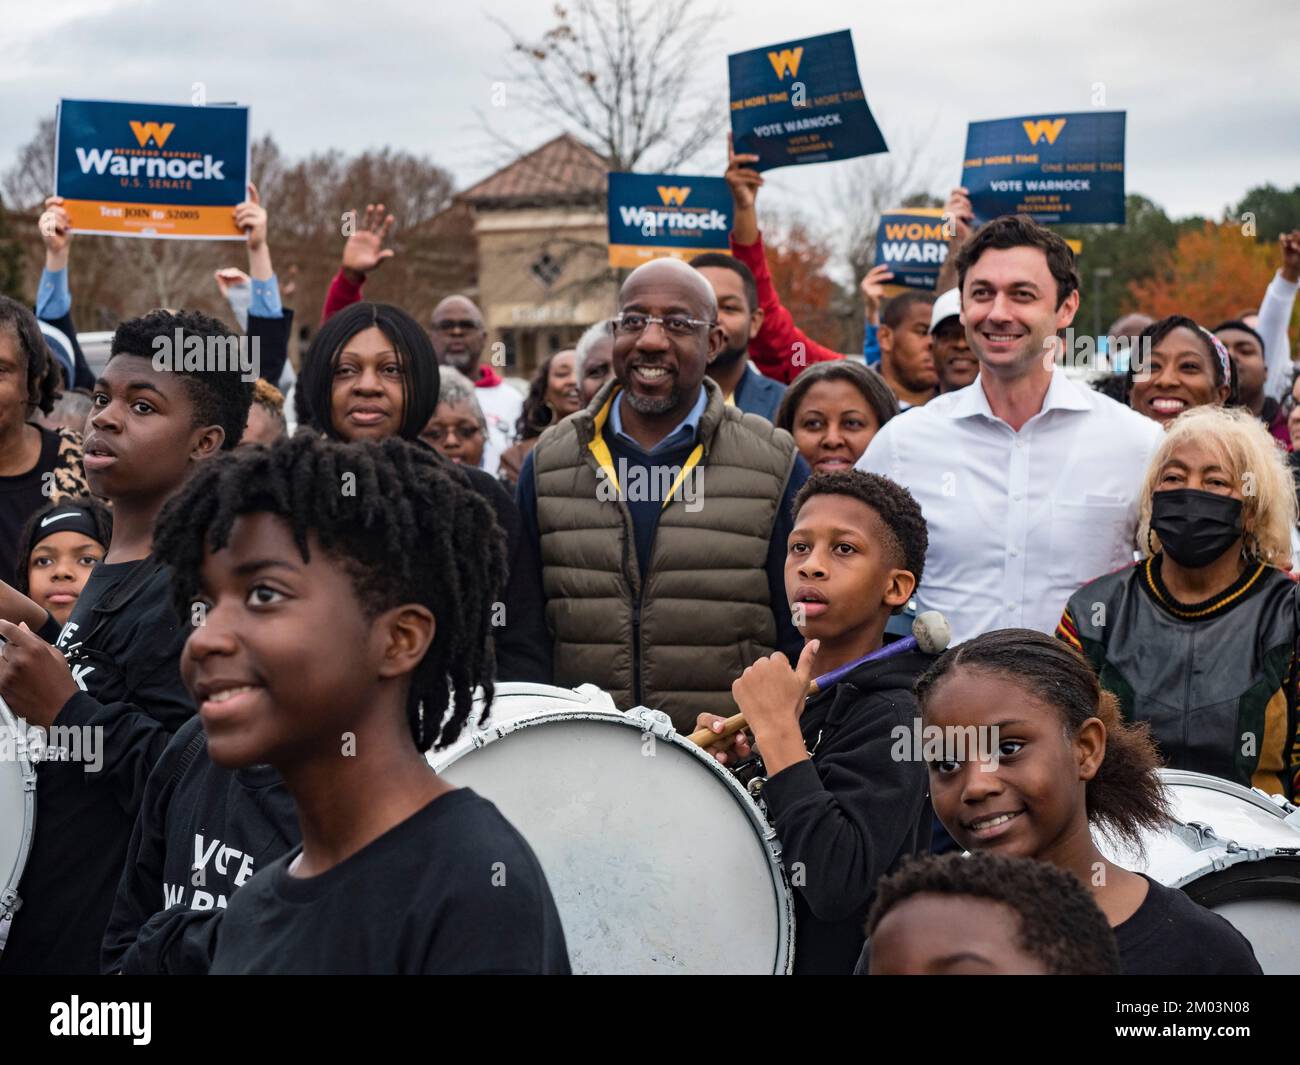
left=856, top=215, right=1162, bottom=643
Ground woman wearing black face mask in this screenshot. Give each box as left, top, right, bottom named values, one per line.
left=1056, top=406, right=1300, bottom=797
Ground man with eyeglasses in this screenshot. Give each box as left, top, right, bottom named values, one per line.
left=429, top=295, right=522, bottom=473
left=514, top=257, right=808, bottom=731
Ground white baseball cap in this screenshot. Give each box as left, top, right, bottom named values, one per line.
left=928, top=288, right=961, bottom=334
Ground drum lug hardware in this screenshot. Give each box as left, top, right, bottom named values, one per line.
left=629, top=707, right=675, bottom=740
left=747, top=776, right=764, bottom=802
left=1173, top=820, right=1220, bottom=851
left=23, top=776, right=35, bottom=791
left=0, top=888, right=18, bottom=918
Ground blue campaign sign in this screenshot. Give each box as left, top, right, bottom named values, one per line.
left=962, top=111, right=1126, bottom=225
left=55, top=98, right=249, bottom=239
left=607, top=172, right=732, bottom=268
left=728, top=29, right=887, bottom=172
left=873, top=209, right=949, bottom=291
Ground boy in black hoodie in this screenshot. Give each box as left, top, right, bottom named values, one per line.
left=695, top=470, right=933, bottom=974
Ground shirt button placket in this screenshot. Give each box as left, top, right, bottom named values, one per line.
left=1005, top=432, right=1030, bottom=624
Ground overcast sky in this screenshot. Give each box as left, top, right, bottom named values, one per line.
left=4, top=0, right=1298, bottom=228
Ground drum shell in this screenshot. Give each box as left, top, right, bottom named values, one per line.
left=429, top=694, right=794, bottom=974
left=1097, top=768, right=1300, bottom=975
left=0, top=697, right=37, bottom=947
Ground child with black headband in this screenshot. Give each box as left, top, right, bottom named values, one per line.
left=14, top=496, right=111, bottom=626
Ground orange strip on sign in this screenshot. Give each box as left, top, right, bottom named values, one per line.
left=608, top=243, right=730, bottom=269
left=62, top=198, right=243, bottom=240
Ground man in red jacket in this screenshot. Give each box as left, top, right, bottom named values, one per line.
left=723, top=136, right=845, bottom=384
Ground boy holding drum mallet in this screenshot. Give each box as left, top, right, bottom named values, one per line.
left=693, top=469, right=947, bottom=975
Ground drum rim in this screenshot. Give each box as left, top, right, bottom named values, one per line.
left=429, top=702, right=796, bottom=975
left=1158, top=767, right=1298, bottom=820
left=0, top=695, right=37, bottom=922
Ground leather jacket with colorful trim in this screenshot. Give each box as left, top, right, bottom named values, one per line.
left=1058, top=556, right=1300, bottom=797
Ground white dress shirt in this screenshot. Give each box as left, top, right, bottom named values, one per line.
left=477, top=381, right=524, bottom=474
left=857, top=370, right=1163, bottom=644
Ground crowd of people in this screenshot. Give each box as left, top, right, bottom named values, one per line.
left=0, top=131, right=1296, bottom=977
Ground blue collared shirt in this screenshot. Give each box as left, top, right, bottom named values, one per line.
left=37, top=268, right=282, bottom=321
left=37, top=268, right=71, bottom=320
left=607, top=385, right=707, bottom=455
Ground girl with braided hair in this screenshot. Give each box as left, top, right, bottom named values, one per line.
left=146, top=433, right=568, bottom=974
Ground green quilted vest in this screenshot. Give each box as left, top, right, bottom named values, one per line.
left=534, top=376, right=797, bottom=730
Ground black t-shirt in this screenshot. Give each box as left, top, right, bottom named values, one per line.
left=210, top=788, right=570, bottom=974
left=0, top=423, right=87, bottom=583
left=0, top=557, right=194, bottom=975
left=1115, top=875, right=1262, bottom=975
left=854, top=874, right=1265, bottom=976
left=101, top=716, right=300, bottom=974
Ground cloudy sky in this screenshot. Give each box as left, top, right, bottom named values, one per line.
left=4, top=0, right=1298, bottom=228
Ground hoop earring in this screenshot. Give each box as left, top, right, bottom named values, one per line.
left=1146, top=527, right=1156, bottom=556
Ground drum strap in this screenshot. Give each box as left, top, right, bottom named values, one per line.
left=166, top=727, right=208, bottom=794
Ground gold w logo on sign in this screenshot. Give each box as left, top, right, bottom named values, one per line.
left=656, top=186, right=691, bottom=206
left=1021, top=118, right=1066, bottom=145
left=767, top=47, right=803, bottom=79
left=129, top=121, right=175, bottom=148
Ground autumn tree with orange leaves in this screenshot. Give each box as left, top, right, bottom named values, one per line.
left=1128, top=222, right=1292, bottom=342
left=765, top=220, right=851, bottom=354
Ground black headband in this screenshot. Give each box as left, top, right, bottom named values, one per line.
left=30, top=505, right=106, bottom=551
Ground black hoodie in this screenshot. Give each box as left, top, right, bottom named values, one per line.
left=101, top=716, right=300, bottom=974
left=761, top=639, right=933, bottom=975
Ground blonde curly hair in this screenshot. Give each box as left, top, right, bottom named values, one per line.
left=1138, top=405, right=1296, bottom=567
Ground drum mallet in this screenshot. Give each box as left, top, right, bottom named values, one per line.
left=686, top=610, right=951, bottom=748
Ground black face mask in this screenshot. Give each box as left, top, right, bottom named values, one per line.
left=1150, top=488, right=1244, bottom=568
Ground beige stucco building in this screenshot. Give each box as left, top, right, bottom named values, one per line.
left=457, top=134, right=616, bottom=376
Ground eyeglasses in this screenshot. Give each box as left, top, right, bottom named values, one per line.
left=432, top=319, right=483, bottom=333
left=423, top=422, right=482, bottom=443
left=612, top=312, right=714, bottom=337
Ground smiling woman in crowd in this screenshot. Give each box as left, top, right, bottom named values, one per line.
left=1127, top=315, right=1235, bottom=429
left=775, top=361, right=899, bottom=475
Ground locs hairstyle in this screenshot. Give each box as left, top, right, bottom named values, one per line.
left=295, top=302, right=441, bottom=441
left=152, top=433, right=507, bottom=752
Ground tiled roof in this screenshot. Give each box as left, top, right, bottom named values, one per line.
left=458, top=133, right=608, bottom=207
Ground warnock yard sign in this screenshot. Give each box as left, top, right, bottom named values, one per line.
left=55, top=98, right=250, bottom=239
